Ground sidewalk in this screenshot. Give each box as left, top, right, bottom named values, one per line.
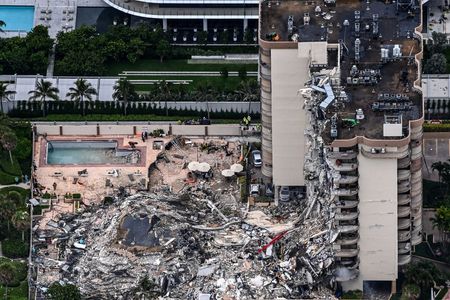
left=0, top=183, right=30, bottom=189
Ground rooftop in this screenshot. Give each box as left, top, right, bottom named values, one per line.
left=260, top=0, right=423, bottom=140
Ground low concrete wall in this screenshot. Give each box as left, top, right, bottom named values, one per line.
left=34, top=122, right=243, bottom=137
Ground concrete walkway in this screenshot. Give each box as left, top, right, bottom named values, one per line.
left=0, top=183, right=30, bottom=190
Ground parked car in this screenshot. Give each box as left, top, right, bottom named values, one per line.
left=252, top=150, right=262, bottom=167
left=250, top=184, right=260, bottom=197
left=279, top=186, right=290, bottom=202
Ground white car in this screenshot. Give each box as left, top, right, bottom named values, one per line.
left=279, top=186, right=290, bottom=202
left=252, top=150, right=262, bottom=167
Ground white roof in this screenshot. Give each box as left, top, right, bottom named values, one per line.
left=422, top=74, right=450, bottom=99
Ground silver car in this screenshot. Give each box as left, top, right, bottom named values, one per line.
left=252, top=150, right=262, bottom=167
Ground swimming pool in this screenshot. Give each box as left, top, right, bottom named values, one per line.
left=0, top=6, right=35, bottom=32
left=46, top=141, right=141, bottom=165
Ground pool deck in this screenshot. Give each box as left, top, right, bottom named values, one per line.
left=0, top=0, right=106, bottom=38
left=33, top=134, right=169, bottom=228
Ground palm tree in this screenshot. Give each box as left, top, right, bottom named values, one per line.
left=12, top=210, right=30, bottom=241
left=113, top=78, right=136, bottom=115
left=0, top=125, right=17, bottom=164
left=155, top=80, right=173, bottom=116
left=431, top=205, right=450, bottom=248
left=235, top=80, right=259, bottom=116
left=0, top=20, right=5, bottom=33
left=66, top=78, right=97, bottom=116
left=431, top=160, right=450, bottom=196
left=196, top=83, right=215, bottom=119
left=0, top=82, right=16, bottom=114
left=0, top=262, right=15, bottom=299
left=0, top=196, right=16, bottom=231
left=28, top=79, right=59, bottom=117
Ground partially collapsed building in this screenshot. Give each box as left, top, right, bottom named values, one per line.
left=259, top=0, right=423, bottom=292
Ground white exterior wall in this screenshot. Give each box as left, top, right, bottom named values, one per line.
left=343, top=154, right=398, bottom=290
left=270, top=48, right=308, bottom=186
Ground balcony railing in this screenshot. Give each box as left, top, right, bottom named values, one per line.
left=398, top=218, right=411, bottom=230
left=335, top=247, right=359, bottom=258
left=333, top=188, right=359, bottom=197
left=335, top=211, right=359, bottom=221
left=398, top=194, right=411, bottom=205
left=327, top=151, right=357, bottom=160
left=335, top=200, right=359, bottom=209
left=398, top=206, right=411, bottom=218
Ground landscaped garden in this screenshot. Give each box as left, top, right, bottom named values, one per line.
left=0, top=257, right=28, bottom=300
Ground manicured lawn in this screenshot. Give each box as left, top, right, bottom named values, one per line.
left=105, top=58, right=257, bottom=75
left=0, top=280, right=28, bottom=300
left=0, top=151, right=22, bottom=185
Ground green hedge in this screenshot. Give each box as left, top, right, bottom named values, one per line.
left=424, top=123, right=450, bottom=132
left=2, top=239, right=29, bottom=259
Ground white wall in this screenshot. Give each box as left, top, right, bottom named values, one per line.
left=343, top=154, right=398, bottom=290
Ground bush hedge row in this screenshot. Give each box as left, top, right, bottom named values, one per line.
left=8, top=100, right=260, bottom=120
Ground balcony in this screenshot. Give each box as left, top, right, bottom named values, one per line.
left=398, top=170, right=411, bottom=181
left=335, top=248, right=359, bottom=258
left=410, top=126, right=423, bottom=140
left=398, top=242, right=411, bottom=255
left=411, top=206, right=422, bottom=218
left=398, top=230, right=411, bottom=242
left=398, top=181, right=411, bottom=193
left=398, top=218, right=411, bottom=230
left=411, top=146, right=422, bottom=160
left=411, top=184, right=422, bottom=197
left=398, top=194, right=411, bottom=205
left=328, top=159, right=358, bottom=172
left=398, top=156, right=411, bottom=169
left=411, top=232, right=422, bottom=246
left=337, top=225, right=359, bottom=233
left=327, top=151, right=357, bottom=160
left=335, top=235, right=359, bottom=245
left=335, top=211, right=359, bottom=221
left=412, top=216, right=422, bottom=228
left=360, top=147, right=409, bottom=159
left=398, top=206, right=411, bottom=218
left=411, top=194, right=421, bottom=209
left=398, top=254, right=412, bottom=265
left=335, top=200, right=359, bottom=209
left=333, top=188, right=359, bottom=197
left=334, top=175, right=358, bottom=184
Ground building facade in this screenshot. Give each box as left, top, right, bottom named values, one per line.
left=259, top=0, right=423, bottom=292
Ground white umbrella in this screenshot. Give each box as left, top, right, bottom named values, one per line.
left=188, top=161, right=200, bottom=171
left=230, top=163, right=244, bottom=173
left=221, top=169, right=235, bottom=177
left=197, top=162, right=211, bottom=173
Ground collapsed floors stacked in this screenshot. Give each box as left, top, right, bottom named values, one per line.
left=259, top=0, right=423, bottom=292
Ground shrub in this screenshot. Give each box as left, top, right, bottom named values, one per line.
left=0, top=258, right=27, bottom=286
left=2, top=239, right=29, bottom=259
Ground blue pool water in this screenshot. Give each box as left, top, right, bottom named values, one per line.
left=47, top=141, right=140, bottom=165
left=0, top=6, right=35, bottom=32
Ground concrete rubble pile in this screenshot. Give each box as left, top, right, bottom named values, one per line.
left=32, top=134, right=342, bottom=299
left=34, top=184, right=339, bottom=299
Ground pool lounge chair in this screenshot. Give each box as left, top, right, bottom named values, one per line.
left=105, top=178, right=112, bottom=187
left=128, top=174, right=135, bottom=182
left=52, top=171, right=63, bottom=177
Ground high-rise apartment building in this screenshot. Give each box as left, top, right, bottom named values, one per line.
left=102, top=0, right=258, bottom=31
left=259, top=0, right=423, bottom=292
